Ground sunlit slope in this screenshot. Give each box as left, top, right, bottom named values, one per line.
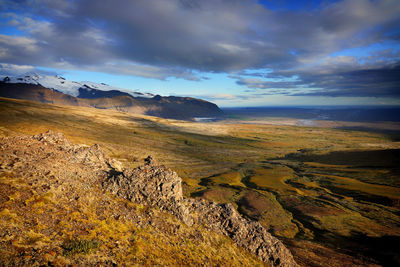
left=1, top=96, right=400, bottom=266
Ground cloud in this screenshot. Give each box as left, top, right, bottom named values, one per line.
left=236, top=57, right=400, bottom=97
left=189, top=93, right=257, bottom=102
left=236, top=77, right=299, bottom=89
left=291, top=63, right=400, bottom=97
left=79, top=62, right=201, bottom=81
left=0, top=63, right=57, bottom=76
left=0, top=0, right=399, bottom=97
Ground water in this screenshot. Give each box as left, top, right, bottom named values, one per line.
left=193, top=117, right=218, bottom=122
left=221, top=106, right=400, bottom=122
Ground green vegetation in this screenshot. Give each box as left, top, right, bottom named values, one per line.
left=62, top=239, right=100, bottom=256
left=248, top=165, right=296, bottom=193
left=1, top=97, right=400, bottom=266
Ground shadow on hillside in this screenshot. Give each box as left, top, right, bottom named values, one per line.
left=337, top=126, right=400, bottom=141
left=285, top=149, right=400, bottom=168
left=328, top=232, right=400, bottom=266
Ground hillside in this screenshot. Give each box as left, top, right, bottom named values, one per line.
left=0, top=130, right=299, bottom=266
left=0, top=132, right=267, bottom=266
left=0, top=76, right=223, bottom=120
left=1, top=97, right=400, bottom=266
left=0, top=83, right=87, bottom=107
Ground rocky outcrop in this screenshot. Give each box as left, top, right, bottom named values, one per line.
left=101, top=156, right=193, bottom=224
left=102, top=153, right=298, bottom=266
left=103, top=156, right=183, bottom=204
left=183, top=200, right=295, bottom=266
left=1, top=131, right=297, bottom=266
left=33, top=131, right=122, bottom=171
left=0, top=131, right=122, bottom=194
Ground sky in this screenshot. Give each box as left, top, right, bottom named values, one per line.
left=0, top=0, right=399, bottom=107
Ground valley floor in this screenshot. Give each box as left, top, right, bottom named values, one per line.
left=1, top=97, right=400, bottom=266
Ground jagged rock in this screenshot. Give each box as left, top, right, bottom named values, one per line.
left=183, top=200, right=296, bottom=266
left=34, top=130, right=71, bottom=146
left=144, top=155, right=157, bottom=166
left=103, top=158, right=297, bottom=266
left=103, top=160, right=183, bottom=206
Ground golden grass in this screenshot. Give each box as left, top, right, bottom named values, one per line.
left=210, top=171, right=245, bottom=187
left=0, top=171, right=263, bottom=266
left=317, top=212, right=399, bottom=237
left=319, top=174, right=400, bottom=200
left=304, top=162, right=350, bottom=168
left=249, top=166, right=299, bottom=194
left=241, top=190, right=299, bottom=239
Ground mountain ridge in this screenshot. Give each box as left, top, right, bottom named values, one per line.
left=1, top=74, right=154, bottom=98
left=0, top=75, right=223, bottom=120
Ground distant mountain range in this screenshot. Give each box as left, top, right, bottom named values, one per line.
left=0, top=74, right=223, bottom=120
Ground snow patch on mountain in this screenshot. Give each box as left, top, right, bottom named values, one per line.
left=1, top=74, right=154, bottom=98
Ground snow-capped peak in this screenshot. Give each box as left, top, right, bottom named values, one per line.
left=1, top=74, right=154, bottom=98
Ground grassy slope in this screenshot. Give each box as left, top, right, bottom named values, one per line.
left=0, top=172, right=261, bottom=266
left=1, top=97, right=400, bottom=266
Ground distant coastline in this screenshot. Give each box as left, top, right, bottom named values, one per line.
left=221, top=106, right=400, bottom=123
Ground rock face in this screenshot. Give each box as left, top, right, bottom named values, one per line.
left=182, top=200, right=292, bottom=266
left=1, top=131, right=297, bottom=266
left=102, top=156, right=188, bottom=221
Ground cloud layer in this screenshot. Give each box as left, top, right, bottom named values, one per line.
left=0, top=0, right=399, bottom=97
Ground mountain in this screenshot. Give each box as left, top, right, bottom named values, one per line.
left=0, top=74, right=223, bottom=120
left=1, top=74, right=154, bottom=98
left=0, top=82, right=84, bottom=106
left=77, top=86, right=137, bottom=99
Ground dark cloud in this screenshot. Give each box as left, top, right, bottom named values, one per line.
left=236, top=60, right=400, bottom=97
left=292, top=63, right=400, bottom=97
left=0, top=0, right=399, bottom=97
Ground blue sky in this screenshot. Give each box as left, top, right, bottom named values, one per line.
left=0, top=0, right=399, bottom=107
